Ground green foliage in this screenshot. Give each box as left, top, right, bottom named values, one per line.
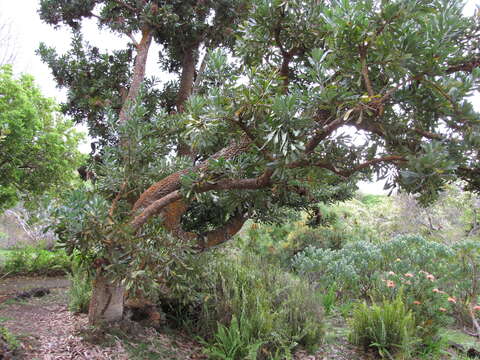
left=203, top=315, right=264, bottom=360
left=0, top=246, right=71, bottom=276
left=348, top=295, right=418, bottom=359
left=292, top=234, right=454, bottom=299
left=376, top=271, right=453, bottom=344
left=0, top=65, right=83, bottom=211
left=51, top=179, right=194, bottom=299
left=0, top=325, right=20, bottom=351
left=165, top=251, right=324, bottom=359
left=359, top=194, right=386, bottom=206
left=321, top=284, right=337, bottom=316
left=67, top=258, right=92, bottom=313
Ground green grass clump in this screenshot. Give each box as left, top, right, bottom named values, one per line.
left=348, top=295, right=418, bottom=359
left=0, top=325, right=20, bottom=352
left=67, top=260, right=92, bottom=313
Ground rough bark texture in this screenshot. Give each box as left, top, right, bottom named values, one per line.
left=133, top=136, right=252, bottom=212
left=176, top=45, right=197, bottom=112
left=88, top=275, right=125, bottom=324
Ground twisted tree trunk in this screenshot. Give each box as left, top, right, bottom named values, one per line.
left=88, top=274, right=125, bottom=324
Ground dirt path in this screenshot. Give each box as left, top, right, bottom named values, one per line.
left=0, top=277, right=207, bottom=359
left=0, top=276, right=70, bottom=295
left=0, top=277, right=129, bottom=359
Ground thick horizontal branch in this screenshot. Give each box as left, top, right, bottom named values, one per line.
left=446, top=57, right=480, bottom=74
left=198, top=212, right=248, bottom=250
left=131, top=169, right=273, bottom=230
left=133, top=136, right=252, bottom=211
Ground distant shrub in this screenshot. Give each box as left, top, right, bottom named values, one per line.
left=288, top=227, right=346, bottom=253
left=292, top=235, right=454, bottom=300
left=165, top=251, right=324, bottom=359
left=348, top=295, right=418, bottom=359
left=359, top=194, right=385, bottom=206
left=293, top=241, right=382, bottom=298
left=0, top=246, right=71, bottom=276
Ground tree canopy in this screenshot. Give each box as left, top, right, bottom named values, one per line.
left=0, top=65, right=83, bottom=211
left=38, top=0, right=480, bottom=323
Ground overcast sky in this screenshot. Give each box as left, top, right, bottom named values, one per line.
left=1, top=0, right=479, bottom=194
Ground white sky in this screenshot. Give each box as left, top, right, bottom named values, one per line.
left=1, top=0, right=479, bottom=194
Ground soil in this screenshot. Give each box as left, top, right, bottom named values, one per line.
left=0, top=276, right=203, bottom=359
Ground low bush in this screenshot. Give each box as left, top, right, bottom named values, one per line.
left=292, top=241, right=382, bottom=298
left=0, top=246, right=71, bottom=276
left=164, top=251, right=324, bottom=359
left=348, top=295, right=418, bottom=359
left=376, top=270, right=453, bottom=345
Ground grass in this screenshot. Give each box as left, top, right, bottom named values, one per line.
left=0, top=246, right=71, bottom=277
left=0, top=249, right=13, bottom=265
left=0, top=325, right=21, bottom=351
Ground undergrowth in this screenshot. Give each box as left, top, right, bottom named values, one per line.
left=0, top=246, right=71, bottom=276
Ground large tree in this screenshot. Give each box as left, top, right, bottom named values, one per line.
left=0, top=65, right=83, bottom=211
left=39, top=0, right=480, bottom=324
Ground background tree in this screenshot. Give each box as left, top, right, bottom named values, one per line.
left=39, top=0, right=480, bottom=324
left=0, top=65, right=83, bottom=212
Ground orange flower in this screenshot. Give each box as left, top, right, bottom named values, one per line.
left=439, top=307, right=447, bottom=312
left=426, top=274, right=435, bottom=281
left=386, top=280, right=395, bottom=288
left=447, top=297, right=456, bottom=304
left=413, top=301, right=422, bottom=305
left=404, top=273, right=414, bottom=278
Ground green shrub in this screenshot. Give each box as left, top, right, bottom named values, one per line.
left=293, top=241, right=382, bottom=298
left=287, top=227, right=346, bottom=253
left=348, top=295, right=418, bottom=359
left=165, top=251, right=324, bottom=359
left=359, top=194, right=386, bottom=206
left=292, top=235, right=454, bottom=300
left=0, top=246, right=71, bottom=276
left=203, top=315, right=264, bottom=360
left=375, top=270, right=453, bottom=345
left=67, top=259, right=92, bottom=313
left=321, top=284, right=337, bottom=316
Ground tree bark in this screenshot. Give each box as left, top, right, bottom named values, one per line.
left=88, top=274, right=125, bottom=325
left=176, top=45, right=197, bottom=112
left=118, top=27, right=153, bottom=125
